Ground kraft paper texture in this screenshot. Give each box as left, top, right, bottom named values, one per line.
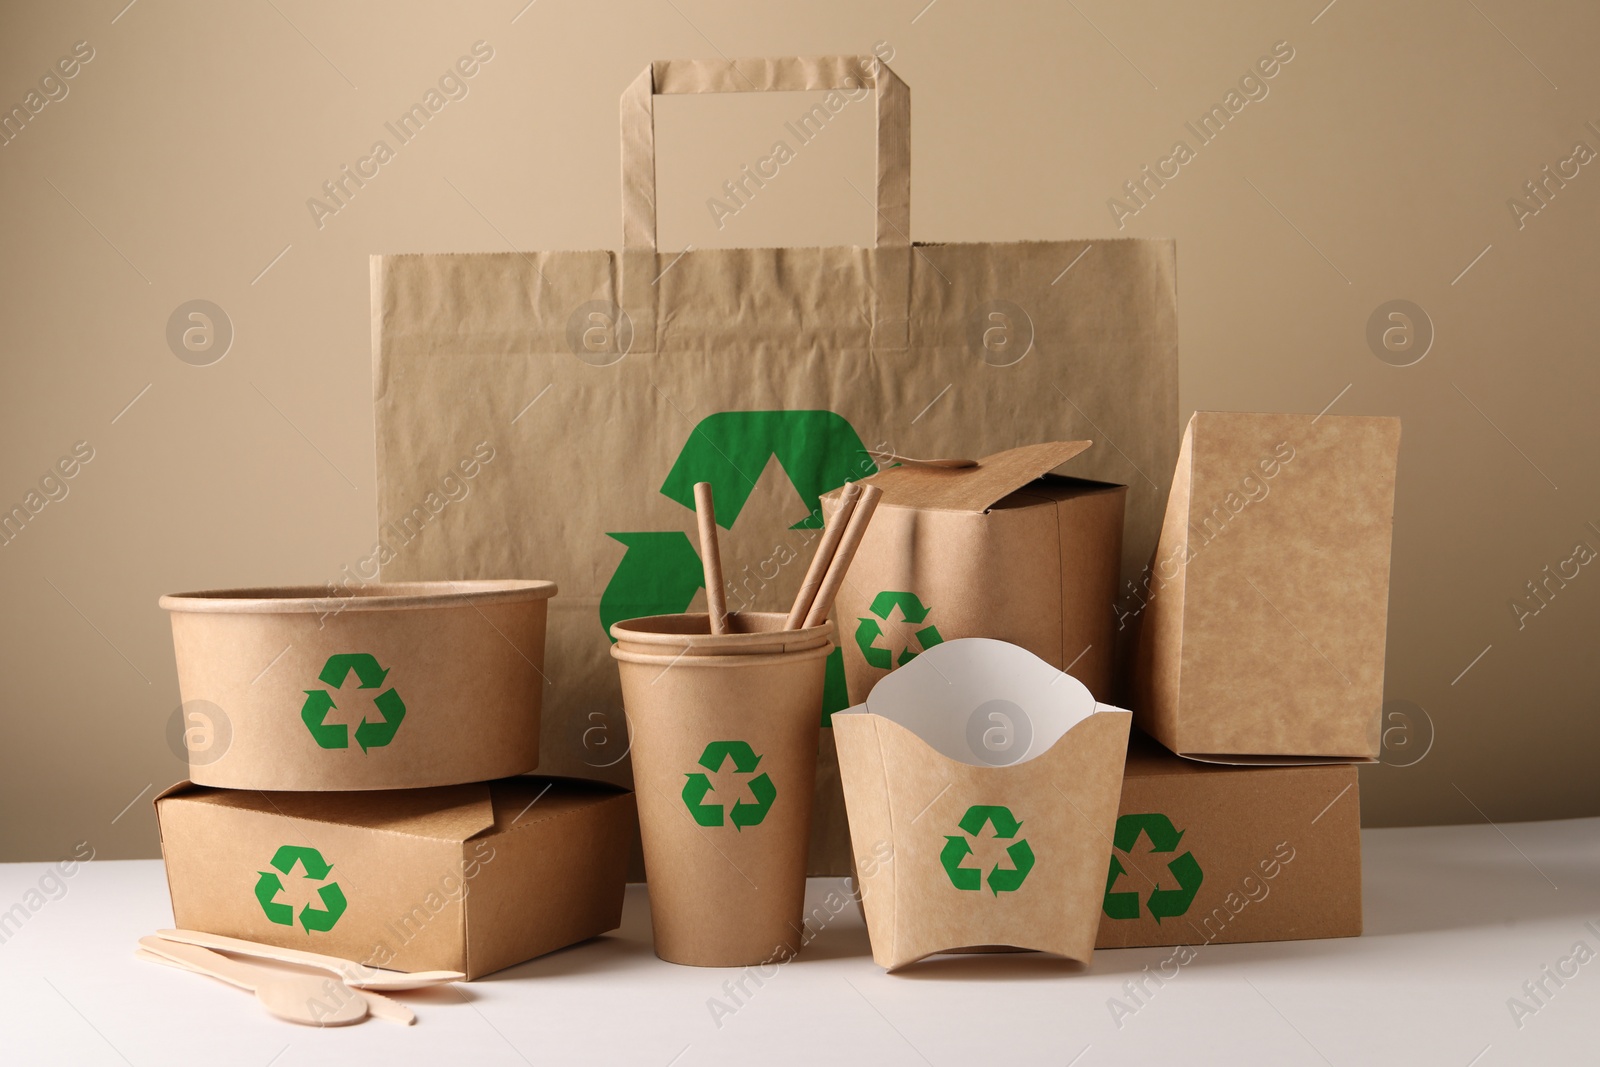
left=161, top=581, right=554, bottom=791
left=156, top=778, right=635, bottom=979
left=614, top=637, right=829, bottom=966
left=1133, top=412, right=1401, bottom=761
left=372, top=55, right=1179, bottom=874
left=826, top=442, right=1127, bottom=707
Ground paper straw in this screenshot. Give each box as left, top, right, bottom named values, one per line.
left=784, top=482, right=863, bottom=630
left=802, top=484, right=882, bottom=629
left=694, top=482, right=728, bottom=635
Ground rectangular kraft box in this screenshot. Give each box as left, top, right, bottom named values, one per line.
left=1133, top=411, right=1401, bottom=761
left=1096, top=731, right=1362, bottom=949
left=156, top=777, right=636, bottom=979
left=828, top=442, right=1127, bottom=706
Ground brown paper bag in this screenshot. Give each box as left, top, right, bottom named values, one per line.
left=372, top=55, right=1179, bottom=875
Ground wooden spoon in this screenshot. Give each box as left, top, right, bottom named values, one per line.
left=138, top=937, right=367, bottom=1026
left=157, top=928, right=462, bottom=990
left=137, top=947, right=414, bottom=1026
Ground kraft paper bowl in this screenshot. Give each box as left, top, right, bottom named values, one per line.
left=611, top=637, right=830, bottom=967
left=159, top=580, right=556, bottom=791
left=609, top=611, right=831, bottom=657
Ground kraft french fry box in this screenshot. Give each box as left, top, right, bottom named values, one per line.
left=1132, top=412, right=1401, bottom=761
left=155, top=777, right=636, bottom=979
left=1096, top=730, right=1362, bottom=949
left=825, top=442, right=1126, bottom=707
left=159, top=580, right=555, bottom=790
left=834, top=638, right=1131, bottom=972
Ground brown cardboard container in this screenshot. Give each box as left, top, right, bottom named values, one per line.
left=825, top=442, right=1127, bottom=706
left=155, top=776, right=636, bottom=979
left=1132, top=412, right=1402, bottom=762
left=611, top=619, right=830, bottom=967
left=834, top=639, right=1131, bottom=972
left=159, top=580, right=556, bottom=790
left=1096, top=731, right=1362, bottom=948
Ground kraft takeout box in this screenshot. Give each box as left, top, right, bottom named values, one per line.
left=834, top=638, right=1131, bottom=971
left=826, top=442, right=1126, bottom=706
left=1096, top=730, right=1361, bottom=949
left=1132, top=412, right=1401, bottom=761
left=156, top=777, right=635, bottom=979
left=159, top=580, right=555, bottom=790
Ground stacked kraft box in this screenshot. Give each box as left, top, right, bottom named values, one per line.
left=152, top=580, right=638, bottom=979
left=827, top=414, right=1399, bottom=953
left=1105, top=410, right=1400, bottom=949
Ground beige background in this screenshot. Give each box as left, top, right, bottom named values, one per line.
left=1, top=0, right=1595, bottom=860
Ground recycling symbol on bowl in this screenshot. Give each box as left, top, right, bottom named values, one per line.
left=300, top=653, right=407, bottom=753
left=255, top=845, right=347, bottom=933
left=941, top=804, right=1035, bottom=896
left=681, top=740, right=776, bottom=830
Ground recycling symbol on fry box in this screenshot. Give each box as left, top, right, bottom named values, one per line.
left=856, top=590, right=945, bottom=669
left=941, top=805, right=1035, bottom=896
left=681, top=740, right=776, bottom=830
left=300, top=652, right=406, bottom=753
left=255, top=845, right=347, bottom=933
left=1103, top=812, right=1204, bottom=923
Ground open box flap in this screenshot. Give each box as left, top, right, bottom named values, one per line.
left=862, top=441, right=1093, bottom=513
left=164, top=782, right=498, bottom=841
left=1173, top=751, right=1377, bottom=766
left=479, top=777, right=632, bottom=837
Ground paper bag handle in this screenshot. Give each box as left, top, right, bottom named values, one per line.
left=619, top=55, right=911, bottom=250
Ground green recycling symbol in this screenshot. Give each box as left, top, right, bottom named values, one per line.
left=255, top=845, right=347, bottom=933
left=941, top=805, right=1035, bottom=896
left=598, top=411, right=877, bottom=724
left=1103, top=812, right=1204, bottom=923
left=300, top=652, right=406, bottom=753
left=681, top=740, right=776, bottom=830
left=856, top=591, right=944, bottom=669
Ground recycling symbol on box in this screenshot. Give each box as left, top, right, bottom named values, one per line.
left=255, top=845, right=347, bottom=933
left=597, top=411, right=877, bottom=724
left=682, top=740, right=776, bottom=830
left=1103, top=812, right=1203, bottom=923
left=856, top=591, right=945, bottom=669
left=941, top=804, right=1035, bottom=896
left=300, top=653, right=406, bottom=753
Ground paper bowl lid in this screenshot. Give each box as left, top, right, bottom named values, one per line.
left=862, top=638, right=1097, bottom=766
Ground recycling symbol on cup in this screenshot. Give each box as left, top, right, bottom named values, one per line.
left=681, top=740, right=776, bottom=830
left=1102, top=812, right=1204, bottom=923
left=941, top=804, right=1035, bottom=896
left=255, top=845, right=347, bottom=933
left=300, top=653, right=407, bottom=752
left=856, top=590, right=945, bottom=669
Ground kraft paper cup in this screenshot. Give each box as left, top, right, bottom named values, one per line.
left=160, top=580, right=555, bottom=791
left=612, top=633, right=830, bottom=967
left=610, top=611, right=831, bottom=657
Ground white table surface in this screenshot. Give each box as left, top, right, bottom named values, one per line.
left=2, top=816, right=1596, bottom=1066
